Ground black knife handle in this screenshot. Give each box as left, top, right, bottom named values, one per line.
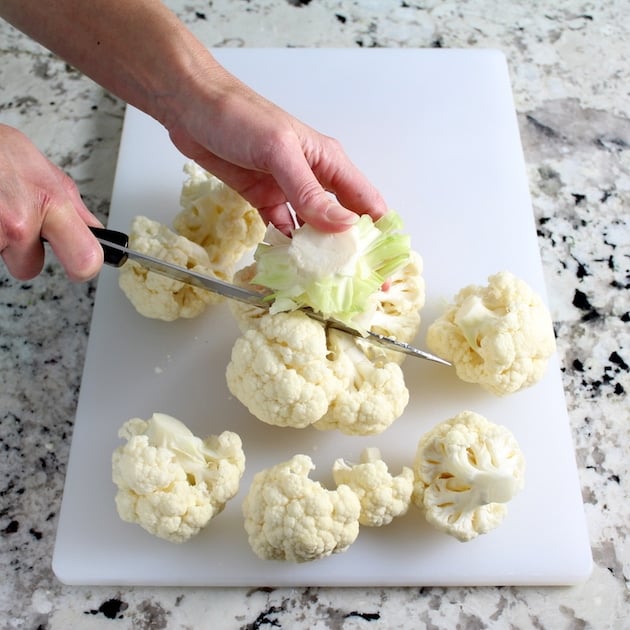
left=89, top=227, right=129, bottom=267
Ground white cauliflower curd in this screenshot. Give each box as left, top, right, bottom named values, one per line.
left=242, top=454, right=361, bottom=562
left=174, top=162, right=265, bottom=270
left=226, top=250, right=425, bottom=436
left=112, top=413, right=245, bottom=543
left=118, top=215, right=224, bottom=321
left=225, top=311, right=341, bottom=429
left=332, top=448, right=414, bottom=527
left=412, top=411, right=525, bottom=542
left=426, top=271, right=556, bottom=395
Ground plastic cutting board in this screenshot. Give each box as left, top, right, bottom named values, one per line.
left=52, top=48, right=592, bottom=586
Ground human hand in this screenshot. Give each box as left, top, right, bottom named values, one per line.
left=0, top=124, right=104, bottom=281
left=163, top=69, right=388, bottom=235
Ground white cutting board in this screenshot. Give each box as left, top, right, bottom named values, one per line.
left=53, top=49, right=592, bottom=586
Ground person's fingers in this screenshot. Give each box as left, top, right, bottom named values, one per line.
left=264, top=131, right=388, bottom=232
left=1, top=236, right=46, bottom=281
left=266, top=148, right=358, bottom=233
left=41, top=205, right=104, bottom=282
left=313, top=142, right=388, bottom=223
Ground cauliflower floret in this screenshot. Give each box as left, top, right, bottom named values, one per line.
left=314, top=331, right=409, bottom=436
left=242, top=454, right=361, bottom=562
left=112, top=413, right=245, bottom=543
left=412, top=410, right=525, bottom=542
left=174, top=162, right=265, bottom=270
left=118, top=215, right=225, bottom=321
left=332, top=448, right=413, bottom=527
left=426, top=271, right=556, bottom=395
left=225, top=311, right=341, bottom=428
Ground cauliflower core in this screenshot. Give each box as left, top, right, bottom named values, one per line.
left=332, top=447, right=414, bottom=527
left=112, top=413, right=245, bottom=543
left=118, top=216, right=223, bottom=321
left=426, top=271, right=556, bottom=395
left=412, top=411, right=525, bottom=542
left=242, top=454, right=361, bottom=562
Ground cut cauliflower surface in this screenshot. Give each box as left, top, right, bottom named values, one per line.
left=174, top=162, right=265, bottom=270
left=112, top=413, right=245, bottom=543
left=412, top=411, right=525, bottom=542
left=226, top=311, right=341, bottom=429
left=426, top=271, right=556, bottom=395
left=118, top=216, right=225, bottom=321
left=332, top=448, right=414, bottom=527
left=242, top=454, right=361, bottom=563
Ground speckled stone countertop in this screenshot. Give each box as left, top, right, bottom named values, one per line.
left=1, top=1, right=628, bottom=628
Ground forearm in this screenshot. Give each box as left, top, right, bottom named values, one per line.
left=0, top=0, right=223, bottom=125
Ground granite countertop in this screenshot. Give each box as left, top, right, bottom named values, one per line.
left=1, top=1, right=628, bottom=628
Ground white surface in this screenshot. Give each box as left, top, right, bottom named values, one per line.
left=52, top=49, right=592, bottom=587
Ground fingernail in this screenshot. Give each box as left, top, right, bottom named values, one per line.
left=325, top=203, right=358, bottom=225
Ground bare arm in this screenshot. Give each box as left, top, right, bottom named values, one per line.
left=0, top=0, right=387, bottom=279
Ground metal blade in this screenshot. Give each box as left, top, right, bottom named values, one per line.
left=95, top=234, right=451, bottom=367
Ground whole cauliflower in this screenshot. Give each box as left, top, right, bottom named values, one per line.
left=112, top=413, right=245, bottom=543
left=332, top=448, right=414, bottom=527
left=226, top=252, right=425, bottom=436
left=174, top=162, right=265, bottom=270
left=242, top=454, right=361, bottom=562
left=118, top=215, right=225, bottom=321
left=412, top=410, right=525, bottom=542
left=225, top=311, right=341, bottom=429
left=426, top=271, right=556, bottom=395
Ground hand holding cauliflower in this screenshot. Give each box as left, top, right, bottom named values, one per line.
left=412, top=410, right=525, bottom=542
left=242, top=454, right=361, bottom=562
left=112, top=413, right=245, bottom=543
left=426, top=271, right=556, bottom=395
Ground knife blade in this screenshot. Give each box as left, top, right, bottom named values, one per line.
left=90, top=227, right=451, bottom=366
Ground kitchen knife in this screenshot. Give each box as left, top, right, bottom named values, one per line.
left=90, top=227, right=451, bottom=366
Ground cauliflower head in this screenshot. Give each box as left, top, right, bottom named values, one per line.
left=225, top=311, right=341, bottom=428
left=174, top=162, right=265, bottom=270
left=226, top=251, right=424, bottom=435
left=332, top=448, right=413, bottom=527
left=242, top=454, right=361, bottom=562
left=426, top=271, right=556, bottom=395
left=118, top=215, right=224, bottom=321
left=412, top=410, right=525, bottom=542
left=112, top=413, right=245, bottom=543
